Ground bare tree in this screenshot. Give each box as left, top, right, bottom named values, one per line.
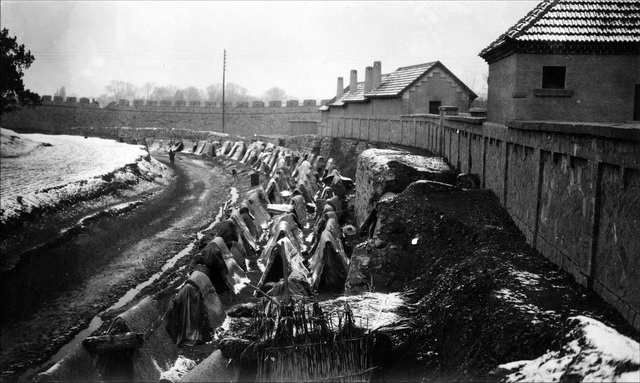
left=206, top=83, right=222, bottom=102
left=182, top=86, right=204, bottom=101
left=106, top=80, right=136, bottom=101
left=150, top=85, right=177, bottom=101
left=263, top=87, right=287, bottom=102
left=140, top=81, right=156, bottom=100
left=54, top=86, right=66, bottom=98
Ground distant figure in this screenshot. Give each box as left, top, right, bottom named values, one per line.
left=231, top=168, right=238, bottom=181
left=169, top=149, right=175, bottom=165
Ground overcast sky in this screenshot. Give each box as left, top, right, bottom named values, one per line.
left=1, top=1, right=538, bottom=101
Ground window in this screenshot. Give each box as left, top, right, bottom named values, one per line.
left=542, top=66, right=566, bottom=89
left=429, top=101, right=441, bottom=114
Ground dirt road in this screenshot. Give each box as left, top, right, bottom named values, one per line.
left=0, top=152, right=245, bottom=381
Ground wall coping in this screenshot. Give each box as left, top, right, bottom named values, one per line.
left=507, top=120, right=640, bottom=142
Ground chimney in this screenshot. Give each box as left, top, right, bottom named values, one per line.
left=337, top=77, right=344, bottom=99
left=350, top=70, right=357, bottom=94
left=364, top=66, right=373, bottom=93
left=373, top=61, right=382, bottom=90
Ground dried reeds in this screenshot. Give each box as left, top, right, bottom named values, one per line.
left=251, top=299, right=374, bottom=382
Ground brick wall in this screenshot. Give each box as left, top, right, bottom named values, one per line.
left=319, top=113, right=640, bottom=331
left=1, top=100, right=321, bottom=138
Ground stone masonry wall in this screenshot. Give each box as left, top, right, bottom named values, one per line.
left=1, top=101, right=320, bottom=138
left=319, top=113, right=640, bottom=332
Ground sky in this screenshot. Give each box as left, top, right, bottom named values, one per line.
left=1, top=1, right=539, bottom=101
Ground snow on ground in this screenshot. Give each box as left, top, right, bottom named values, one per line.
left=0, top=128, right=169, bottom=225
left=158, top=355, right=196, bottom=382
left=498, top=315, right=640, bottom=382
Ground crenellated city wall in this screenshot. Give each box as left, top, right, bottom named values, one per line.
left=1, top=96, right=325, bottom=137
left=319, top=112, right=640, bottom=332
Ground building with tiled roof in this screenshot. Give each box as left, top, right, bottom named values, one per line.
left=479, top=0, right=640, bottom=123
left=321, top=61, right=477, bottom=122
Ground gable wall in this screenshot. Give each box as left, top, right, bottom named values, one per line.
left=489, top=53, right=640, bottom=124
left=406, top=70, right=473, bottom=114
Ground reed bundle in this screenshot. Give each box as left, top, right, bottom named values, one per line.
left=249, top=299, right=374, bottom=382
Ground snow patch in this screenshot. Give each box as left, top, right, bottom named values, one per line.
left=498, top=316, right=640, bottom=382
left=159, top=355, right=196, bottom=383
left=0, top=130, right=170, bottom=225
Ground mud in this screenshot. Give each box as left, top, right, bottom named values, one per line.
left=0, top=151, right=254, bottom=381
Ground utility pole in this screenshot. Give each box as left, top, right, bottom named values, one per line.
left=222, top=49, right=226, bottom=134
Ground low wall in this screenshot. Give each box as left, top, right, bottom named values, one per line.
left=1, top=101, right=321, bottom=138
left=319, top=114, right=640, bottom=332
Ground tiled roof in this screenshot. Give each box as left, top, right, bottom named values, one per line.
left=365, top=62, right=437, bottom=98
left=480, top=0, right=640, bottom=59
left=329, top=61, right=477, bottom=107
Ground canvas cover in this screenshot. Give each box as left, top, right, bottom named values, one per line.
left=231, top=142, right=246, bottom=161
left=256, top=237, right=310, bottom=290
left=246, top=192, right=271, bottom=230
left=265, top=177, right=282, bottom=204
left=259, top=219, right=304, bottom=272
left=166, top=271, right=224, bottom=347
left=290, top=195, right=307, bottom=225
left=229, top=208, right=258, bottom=254
left=212, top=237, right=249, bottom=290
left=308, top=229, right=349, bottom=292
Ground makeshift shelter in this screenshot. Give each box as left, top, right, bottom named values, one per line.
left=259, top=161, right=272, bottom=177
left=227, top=141, right=243, bottom=159
left=323, top=169, right=354, bottom=199
left=317, top=186, right=334, bottom=201
left=292, top=160, right=312, bottom=182
left=256, top=237, right=310, bottom=292
left=295, top=180, right=314, bottom=205
left=240, top=203, right=261, bottom=239
left=193, top=243, right=232, bottom=294
left=246, top=192, right=271, bottom=230
left=231, top=142, right=246, bottom=161
left=259, top=219, right=305, bottom=272
left=273, top=172, right=291, bottom=194
left=201, top=141, right=217, bottom=157
left=212, top=237, right=249, bottom=287
left=89, top=296, right=178, bottom=382
left=212, top=220, right=240, bottom=251
left=310, top=215, right=343, bottom=256
left=317, top=195, right=343, bottom=220
left=290, top=195, right=307, bottom=226
left=229, top=208, right=258, bottom=257
left=218, top=141, right=232, bottom=156
left=165, top=270, right=224, bottom=346
left=270, top=213, right=304, bottom=240
left=265, top=177, right=283, bottom=204
left=308, top=229, right=350, bottom=292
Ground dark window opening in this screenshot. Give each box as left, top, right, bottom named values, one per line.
left=429, top=101, right=441, bottom=114
left=542, top=66, right=566, bottom=89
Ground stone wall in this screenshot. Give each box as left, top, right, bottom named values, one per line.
left=319, top=113, right=640, bottom=331
left=1, top=100, right=321, bottom=138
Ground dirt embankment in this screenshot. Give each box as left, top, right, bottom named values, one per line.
left=350, top=181, right=639, bottom=381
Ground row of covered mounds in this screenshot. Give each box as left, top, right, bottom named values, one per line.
left=160, top=135, right=359, bottom=360
left=345, top=148, right=640, bottom=381
left=217, top=137, right=356, bottom=298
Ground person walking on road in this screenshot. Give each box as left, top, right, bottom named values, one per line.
left=169, top=149, right=175, bottom=165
